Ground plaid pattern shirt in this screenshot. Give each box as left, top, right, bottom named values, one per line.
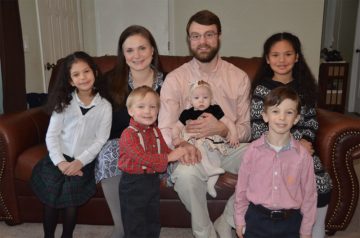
left=118, top=118, right=171, bottom=174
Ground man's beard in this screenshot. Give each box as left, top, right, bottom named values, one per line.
left=190, top=42, right=220, bottom=63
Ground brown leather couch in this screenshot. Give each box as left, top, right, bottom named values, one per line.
left=1, top=55, right=360, bottom=235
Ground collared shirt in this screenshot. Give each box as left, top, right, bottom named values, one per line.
left=118, top=118, right=171, bottom=174
left=234, top=134, right=317, bottom=235
left=46, top=92, right=112, bottom=166
left=158, top=57, right=251, bottom=146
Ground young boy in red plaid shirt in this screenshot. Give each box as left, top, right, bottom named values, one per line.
left=118, top=86, right=187, bottom=238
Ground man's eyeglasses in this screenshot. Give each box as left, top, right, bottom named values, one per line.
left=189, top=31, right=218, bottom=41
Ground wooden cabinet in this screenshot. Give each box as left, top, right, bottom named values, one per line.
left=318, top=62, right=349, bottom=113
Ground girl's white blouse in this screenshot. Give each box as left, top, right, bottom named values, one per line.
left=46, top=92, right=112, bottom=166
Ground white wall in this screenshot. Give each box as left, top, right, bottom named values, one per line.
left=80, top=0, right=97, bottom=56
left=20, top=0, right=325, bottom=93
left=170, top=0, right=324, bottom=78
left=93, top=0, right=169, bottom=56
left=18, top=0, right=43, bottom=93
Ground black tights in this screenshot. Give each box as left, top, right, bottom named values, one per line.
left=43, top=205, right=78, bottom=238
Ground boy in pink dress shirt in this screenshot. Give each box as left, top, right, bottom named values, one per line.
left=235, top=86, right=317, bottom=238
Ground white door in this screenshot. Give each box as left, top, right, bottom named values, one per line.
left=348, top=2, right=360, bottom=113
left=36, top=0, right=83, bottom=92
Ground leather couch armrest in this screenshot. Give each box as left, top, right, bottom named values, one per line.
left=316, top=108, right=360, bottom=233
left=0, top=107, right=49, bottom=224
left=0, top=107, right=49, bottom=167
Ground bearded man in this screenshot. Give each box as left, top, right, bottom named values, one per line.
left=158, top=10, right=251, bottom=238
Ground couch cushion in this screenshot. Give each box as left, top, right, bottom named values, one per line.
left=159, top=172, right=237, bottom=200
left=15, top=144, right=47, bottom=181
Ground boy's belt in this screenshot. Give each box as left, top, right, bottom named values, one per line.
left=141, top=166, right=156, bottom=174
left=250, top=202, right=299, bottom=220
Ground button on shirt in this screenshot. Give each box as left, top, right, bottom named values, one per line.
left=46, top=92, right=112, bottom=166
left=158, top=57, right=251, bottom=146
left=118, top=118, right=172, bottom=174
left=234, top=134, right=317, bottom=235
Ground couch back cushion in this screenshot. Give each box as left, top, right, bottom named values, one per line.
left=49, top=55, right=261, bottom=92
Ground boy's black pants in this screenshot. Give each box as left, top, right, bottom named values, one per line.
left=244, top=202, right=303, bottom=238
left=119, top=172, right=160, bottom=238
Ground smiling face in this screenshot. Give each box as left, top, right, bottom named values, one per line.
left=191, top=85, right=212, bottom=111
left=266, top=40, right=298, bottom=81
left=262, top=98, right=300, bottom=136
left=128, top=92, right=159, bottom=126
left=188, top=22, right=220, bottom=63
left=122, top=34, right=154, bottom=72
left=69, top=60, right=95, bottom=94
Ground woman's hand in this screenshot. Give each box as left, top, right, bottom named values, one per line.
left=299, top=139, right=314, bottom=155
left=185, top=113, right=227, bottom=138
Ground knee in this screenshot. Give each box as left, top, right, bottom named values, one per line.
left=173, top=166, right=205, bottom=192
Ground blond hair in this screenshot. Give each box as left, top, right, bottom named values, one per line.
left=190, top=80, right=212, bottom=97
left=126, top=86, right=160, bottom=109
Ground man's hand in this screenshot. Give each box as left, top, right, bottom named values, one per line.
left=176, top=141, right=202, bottom=165
left=185, top=113, right=228, bottom=138
left=300, top=234, right=311, bottom=238
left=168, top=147, right=186, bottom=162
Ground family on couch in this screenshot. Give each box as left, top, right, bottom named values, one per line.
left=30, top=9, right=331, bottom=238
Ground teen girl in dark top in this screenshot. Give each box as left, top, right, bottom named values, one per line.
left=250, top=32, right=332, bottom=238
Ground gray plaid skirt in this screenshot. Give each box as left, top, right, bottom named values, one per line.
left=31, top=154, right=96, bottom=208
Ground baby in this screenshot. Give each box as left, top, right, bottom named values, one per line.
left=172, top=80, right=238, bottom=197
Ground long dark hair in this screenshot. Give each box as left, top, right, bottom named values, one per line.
left=46, top=51, right=101, bottom=113
left=106, top=25, right=161, bottom=108
left=251, top=32, right=318, bottom=106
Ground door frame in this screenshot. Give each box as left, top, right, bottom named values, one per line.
left=35, top=0, right=46, bottom=92
left=35, top=0, right=83, bottom=92
left=348, top=2, right=360, bottom=113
